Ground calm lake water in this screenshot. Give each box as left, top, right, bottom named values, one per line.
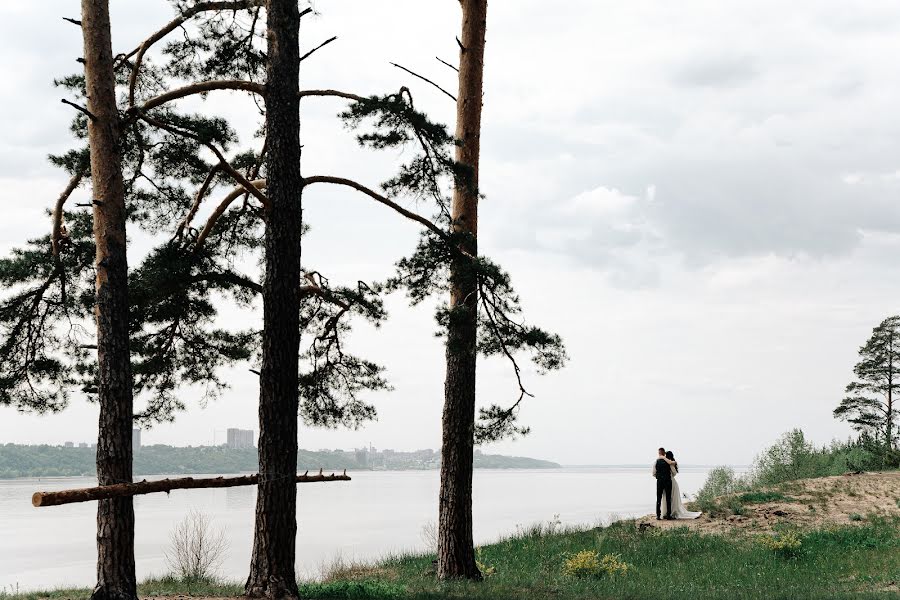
left=1, top=467, right=714, bottom=591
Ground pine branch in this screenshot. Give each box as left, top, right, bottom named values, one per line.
left=124, top=0, right=265, bottom=106
left=138, top=112, right=270, bottom=209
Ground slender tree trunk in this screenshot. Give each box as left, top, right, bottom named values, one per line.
left=245, top=1, right=303, bottom=597
left=437, top=0, right=488, bottom=581
left=81, top=2, right=136, bottom=600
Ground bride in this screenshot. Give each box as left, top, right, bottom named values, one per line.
left=660, top=451, right=702, bottom=520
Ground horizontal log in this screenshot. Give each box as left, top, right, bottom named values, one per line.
left=32, top=469, right=350, bottom=507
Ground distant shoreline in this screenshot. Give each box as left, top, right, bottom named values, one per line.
left=0, top=444, right=561, bottom=479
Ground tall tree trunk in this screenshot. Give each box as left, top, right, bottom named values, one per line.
left=437, top=0, right=488, bottom=582
left=245, top=0, right=303, bottom=597
left=81, top=2, right=137, bottom=599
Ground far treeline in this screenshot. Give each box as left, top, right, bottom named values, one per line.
left=0, top=445, right=560, bottom=479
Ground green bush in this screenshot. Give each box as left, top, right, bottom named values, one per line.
left=759, top=531, right=803, bottom=559
left=693, top=466, right=749, bottom=515
left=695, top=429, right=899, bottom=508
left=562, top=550, right=631, bottom=579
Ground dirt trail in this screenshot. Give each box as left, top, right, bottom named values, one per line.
left=637, top=470, right=900, bottom=533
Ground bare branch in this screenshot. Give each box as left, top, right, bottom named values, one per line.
left=51, top=171, right=86, bottom=257
left=140, top=80, right=264, bottom=112
left=195, top=179, right=267, bottom=249
left=60, top=99, right=96, bottom=121
left=297, top=89, right=366, bottom=102
left=300, top=36, right=338, bottom=63
left=436, top=56, right=459, bottom=73
left=62, top=17, right=82, bottom=26
left=389, top=63, right=456, bottom=101
left=175, top=165, right=220, bottom=240
left=303, top=175, right=448, bottom=240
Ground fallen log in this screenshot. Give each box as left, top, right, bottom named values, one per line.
left=32, top=469, right=350, bottom=507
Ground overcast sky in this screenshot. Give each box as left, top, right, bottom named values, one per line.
left=2, top=1, right=899, bottom=466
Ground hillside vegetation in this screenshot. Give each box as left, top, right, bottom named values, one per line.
left=0, top=444, right=559, bottom=479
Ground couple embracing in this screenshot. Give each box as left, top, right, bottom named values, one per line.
left=652, top=447, right=702, bottom=520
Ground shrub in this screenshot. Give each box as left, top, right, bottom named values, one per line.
left=562, top=550, right=599, bottom=578
left=563, top=551, right=630, bottom=579
left=759, top=531, right=802, bottom=559
left=475, top=547, right=496, bottom=577
left=164, top=511, right=228, bottom=581
left=849, top=513, right=864, bottom=522
left=694, top=466, right=749, bottom=515
left=598, top=553, right=631, bottom=577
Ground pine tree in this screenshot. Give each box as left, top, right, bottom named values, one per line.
left=382, top=0, right=567, bottom=580
left=836, top=315, right=900, bottom=450
left=244, top=0, right=303, bottom=595
left=81, top=1, right=136, bottom=597
left=1, top=3, right=567, bottom=593
left=437, top=0, right=488, bottom=579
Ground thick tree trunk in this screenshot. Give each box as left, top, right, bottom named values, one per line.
left=81, top=2, right=137, bottom=600
left=245, top=1, right=303, bottom=598
left=437, top=0, right=488, bottom=582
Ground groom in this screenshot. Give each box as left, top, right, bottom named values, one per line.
left=653, top=447, right=673, bottom=520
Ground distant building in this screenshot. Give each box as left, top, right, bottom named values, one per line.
left=78, top=442, right=88, bottom=448
left=354, top=448, right=369, bottom=468
left=64, top=441, right=74, bottom=448
left=226, top=428, right=254, bottom=449
left=132, top=429, right=141, bottom=450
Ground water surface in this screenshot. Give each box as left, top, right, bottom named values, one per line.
left=0, top=467, right=713, bottom=591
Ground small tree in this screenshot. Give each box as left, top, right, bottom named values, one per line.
left=165, top=510, right=228, bottom=581
left=835, top=315, right=900, bottom=450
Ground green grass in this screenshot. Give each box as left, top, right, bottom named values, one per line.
left=326, top=518, right=900, bottom=600
left=4, top=519, right=898, bottom=600
left=0, top=576, right=243, bottom=600
left=738, top=491, right=795, bottom=504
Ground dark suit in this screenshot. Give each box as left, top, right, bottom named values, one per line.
left=654, top=457, right=673, bottom=519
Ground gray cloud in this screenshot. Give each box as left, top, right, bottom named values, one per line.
left=672, top=54, right=758, bottom=88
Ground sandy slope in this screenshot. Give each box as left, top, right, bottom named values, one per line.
left=638, top=470, right=900, bottom=533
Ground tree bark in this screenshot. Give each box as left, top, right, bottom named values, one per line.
left=81, top=2, right=137, bottom=600
left=437, top=0, right=488, bottom=582
left=245, top=1, right=303, bottom=598
left=33, top=471, right=350, bottom=507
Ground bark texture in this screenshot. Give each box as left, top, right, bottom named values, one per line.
left=33, top=471, right=350, bottom=507
left=245, top=1, right=303, bottom=598
left=437, top=0, right=488, bottom=582
left=81, top=2, right=137, bottom=599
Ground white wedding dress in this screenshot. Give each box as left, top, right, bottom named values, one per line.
left=661, top=467, right=702, bottom=519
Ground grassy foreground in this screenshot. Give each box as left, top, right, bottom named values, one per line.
left=6, top=516, right=898, bottom=600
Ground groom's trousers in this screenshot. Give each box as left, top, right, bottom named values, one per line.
left=656, top=479, right=673, bottom=518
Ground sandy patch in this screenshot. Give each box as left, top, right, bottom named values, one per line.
left=636, top=470, right=900, bottom=533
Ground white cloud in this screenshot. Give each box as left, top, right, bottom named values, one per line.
left=2, top=0, right=899, bottom=467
